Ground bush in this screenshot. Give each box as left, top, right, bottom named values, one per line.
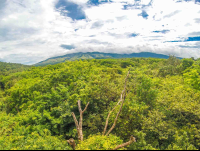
left=121, top=61, right=135, bottom=68
left=136, top=76, right=158, bottom=108
left=76, top=134, right=124, bottom=150
left=167, top=131, right=197, bottom=150
left=182, top=58, right=194, bottom=70
left=0, top=130, right=70, bottom=150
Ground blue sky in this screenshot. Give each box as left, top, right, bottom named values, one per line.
left=0, top=0, right=200, bottom=64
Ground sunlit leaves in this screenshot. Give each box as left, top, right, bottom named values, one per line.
left=76, top=134, right=124, bottom=150
left=1, top=57, right=200, bottom=150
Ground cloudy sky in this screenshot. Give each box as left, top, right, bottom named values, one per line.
left=0, top=0, right=200, bottom=65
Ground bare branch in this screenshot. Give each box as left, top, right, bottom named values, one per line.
left=78, top=100, right=82, bottom=113
left=71, top=101, right=89, bottom=142
left=105, top=96, right=125, bottom=136
left=72, top=112, right=81, bottom=141
left=104, top=70, right=130, bottom=136
left=113, top=136, right=136, bottom=150
left=71, top=112, right=79, bottom=130
left=103, top=96, right=122, bottom=135
left=82, top=102, right=90, bottom=113
left=79, top=112, right=83, bottom=141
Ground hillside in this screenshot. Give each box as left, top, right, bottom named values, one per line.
left=34, top=52, right=177, bottom=66
left=0, top=61, right=31, bottom=76
left=0, top=56, right=199, bottom=150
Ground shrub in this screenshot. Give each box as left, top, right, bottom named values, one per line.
left=76, top=134, right=124, bottom=150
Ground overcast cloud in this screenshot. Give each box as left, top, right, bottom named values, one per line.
left=0, top=0, right=200, bottom=64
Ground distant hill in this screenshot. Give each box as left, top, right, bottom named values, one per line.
left=34, top=52, right=181, bottom=66
left=0, top=61, right=31, bottom=76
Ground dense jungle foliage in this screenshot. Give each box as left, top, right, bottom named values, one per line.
left=0, top=56, right=200, bottom=150
left=0, top=62, right=31, bottom=76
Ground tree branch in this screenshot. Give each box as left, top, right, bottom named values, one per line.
left=113, top=136, right=136, bottom=150
left=71, top=112, right=79, bottom=130
left=71, top=100, right=89, bottom=142
left=105, top=96, right=124, bottom=136
left=78, top=100, right=82, bottom=113
left=103, top=94, right=122, bottom=135
left=104, top=70, right=130, bottom=136
left=82, top=102, right=90, bottom=113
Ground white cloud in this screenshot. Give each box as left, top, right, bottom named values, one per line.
left=67, top=0, right=88, bottom=5
left=0, top=0, right=200, bottom=64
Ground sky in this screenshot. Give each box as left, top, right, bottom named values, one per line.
left=0, top=0, right=200, bottom=65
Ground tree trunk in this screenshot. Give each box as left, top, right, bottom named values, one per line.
left=71, top=100, right=89, bottom=142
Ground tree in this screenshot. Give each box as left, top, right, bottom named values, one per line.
left=182, top=58, right=194, bottom=70
left=71, top=100, right=89, bottom=142
left=68, top=70, right=136, bottom=150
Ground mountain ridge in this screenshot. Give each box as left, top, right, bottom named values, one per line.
left=34, top=52, right=182, bottom=66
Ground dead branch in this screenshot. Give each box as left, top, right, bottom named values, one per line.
left=105, top=94, right=125, bottom=136
left=71, top=100, right=89, bottom=142
left=78, top=100, right=82, bottom=113
left=71, top=112, right=79, bottom=130
left=71, top=112, right=81, bottom=141
left=82, top=102, right=89, bottom=113
left=103, top=70, right=130, bottom=136
left=102, top=94, right=122, bottom=135
left=68, top=70, right=133, bottom=150
left=113, top=136, right=136, bottom=150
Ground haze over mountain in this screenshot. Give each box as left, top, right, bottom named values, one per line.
left=0, top=0, right=200, bottom=64
left=34, top=51, right=181, bottom=66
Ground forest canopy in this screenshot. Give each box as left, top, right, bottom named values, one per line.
left=0, top=56, right=200, bottom=150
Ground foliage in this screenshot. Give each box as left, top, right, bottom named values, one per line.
left=183, top=69, right=200, bottom=90
left=0, top=131, right=70, bottom=150
left=158, top=55, right=182, bottom=77
left=129, top=130, right=156, bottom=150
left=76, top=134, right=124, bottom=150
left=0, top=111, right=70, bottom=150
left=182, top=58, right=194, bottom=70
left=136, top=76, right=158, bottom=108
left=167, top=132, right=197, bottom=150
left=120, top=61, right=135, bottom=68
left=0, top=62, right=31, bottom=76
left=0, top=57, right=200, bottom=150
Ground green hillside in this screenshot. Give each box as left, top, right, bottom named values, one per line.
left=34, top=52, right=176, bottom=66
left=0, top=61, right=31, bottom=76
left=0, top=62, right=31, bottom=91
left=0, top=57, right=199, bottom=150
